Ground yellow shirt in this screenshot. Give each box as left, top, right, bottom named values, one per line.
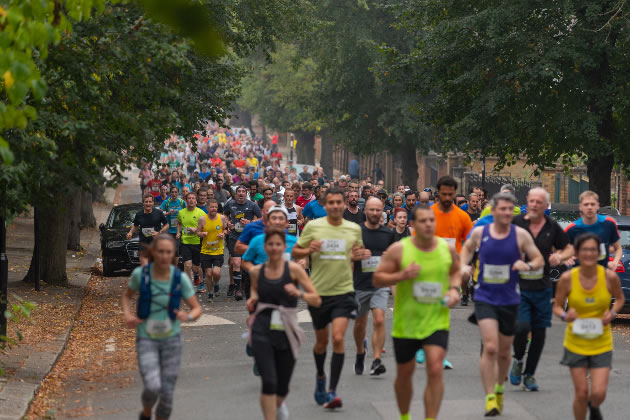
left=200, top=214, right=224, bottom=255
left=246, top=157, right=258, bottom=168
left=563, top=266, right=613, bottom=355
left=480, top=205, right=521, bottom=218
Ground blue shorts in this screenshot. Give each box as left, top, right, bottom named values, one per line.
left=518, top=288, right=553, bottom=329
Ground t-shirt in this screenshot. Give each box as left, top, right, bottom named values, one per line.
left=133, top=209, right=168, bottom=244
left=234, top=159, right=246, bottom=168
left=296, top=194, right=315, bottom=208
left=303, top=200, right=327, bottom=220
left=160, top=198, right=185, bottom=234
left=246, top=157, right=259, bottom=168
left=565, top=215, right=620, bottom=266
left=512, top=214, right=570, bottom=290
left=146, top=179, right=162, bottom=198
left=297, top=218, right=363, bottom=296
left=467, top=211, right=481, bottom=222
left=177, top=207, right=206, bottom=245
left=224, top=199, right=262, bottom=239
left=238, top=220, right=265, bottom=245
left=343, top=208, right=366, bottom=225
left=129, top=265, right=194, bottom=340
left=353, top=224, right=394, bottom=290
left=431, top=203, right=473, bottom=253
left=242, top=233, right=297, bottom=265
left=480, top=205, right=521, bottom=218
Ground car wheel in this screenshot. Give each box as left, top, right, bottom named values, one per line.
left=103, top=255, right=116, bottom=277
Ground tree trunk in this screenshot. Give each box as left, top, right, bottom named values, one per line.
left=67, top=191, right=82, bottom=251
left=587, top=154, right=614, bottom=207
left=320, top=129, right=334, bottom=177
left=81, top=190, right=96, bottom=228
left=23, top=201, right=69, bottom=286
left=400, top=139, right=418, bottom=188
left=295, top=130, right=315, bottom=165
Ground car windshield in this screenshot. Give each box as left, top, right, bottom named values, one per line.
left=109, top=209, right=138, bottom=229
left=548, top=211, right=581, bottom=230
left=618, top=227, right=630, bottom=249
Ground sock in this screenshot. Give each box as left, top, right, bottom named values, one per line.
left=400, top=414, right=410, bottom=420
left=425, top=418, right=435, bottom=420
left=314, top=351, right=326, bottom=377
left=329, top=352, right=345, bottom=391
left=494, top=384, right=504, bottom=394
left=486, top=393, right=496, bottom=402
left=233, top=271, right=241, bottom=288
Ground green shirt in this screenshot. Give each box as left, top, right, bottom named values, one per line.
left=480, top=204, right=521, bottom=218
left=297, top=217, right=363, bottom=296
left=129, top=265, right=195, bottom=340
left=177, top=207, right=206, bottom=245
left=392, top=237, right=452, bottom=340
left=252, top=193, right=263, bottom=202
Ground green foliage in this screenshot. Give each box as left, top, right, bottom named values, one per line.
left=1, top=295, right=36, bottom=377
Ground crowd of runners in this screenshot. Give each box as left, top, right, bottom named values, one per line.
left=125, top=123, right=625, bottom=420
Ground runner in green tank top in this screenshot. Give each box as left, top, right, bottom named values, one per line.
left=374, top=204, right=461, bottom=420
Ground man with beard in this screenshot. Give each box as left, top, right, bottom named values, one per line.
left=343, top=190, right=366, bottom=225
left=352, top=197, right=394, bottom=376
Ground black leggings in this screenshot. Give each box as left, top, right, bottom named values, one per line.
left=252, top=337, right=296, bottom=396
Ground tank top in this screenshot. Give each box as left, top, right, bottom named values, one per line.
left=286, top=205, right=298, bottom=236
left=563, top=266, right=613, bottom=355
left=392, top=237, right=452, bottom=340
left=200, top=214, right=224, bottom=255
left=475, top=224, right=521, bottom=306
left=252, top=262, right=298, bottom=349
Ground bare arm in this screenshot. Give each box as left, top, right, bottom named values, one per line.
left=241, top=259, right=254, bottom=272
left=197, top=216, right=207, bottom=238
left=604, top=269, right=625, bottom=325
left=553, top=271, right=575, bottom=321
left=121, top=288, right=143, bottom=328
left=549, top=244, right=574, bottom=266
left=609, top=240, right=622, bottom=270
left=372, top=242, right=409, bottom=288
left=515, top=227, right=544, bottom=272
left=126, top=224, right=138, bottom=240
left=289, top=262, right=321, bottom=307
left=460, top=226, right=482, bottom=266
left=246, top=266, right=261, bottom=312
left=175, top=294, right=202, bottom=322
left=445, top=244, right=462, bottom=307
left=235, top=240, right=248, bottom=255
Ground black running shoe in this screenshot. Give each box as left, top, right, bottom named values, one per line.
left=235, top=289, right=243, bottom=301
left=461, top=294, right=469, bottom=306
left=588, top=402, right=603, bottom=420
left=355, top=352, right=366, bottom=375
left=227, top=284, right=235, bottom=297
left=370, top=358, right=386, bottom=376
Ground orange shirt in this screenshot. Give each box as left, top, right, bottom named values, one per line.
left=431, top=203, right=473, bottom=253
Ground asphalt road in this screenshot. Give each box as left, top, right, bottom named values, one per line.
left=58, top=178, right=630, bottom=420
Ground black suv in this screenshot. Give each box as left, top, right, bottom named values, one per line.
left=99, top=203, right=144, bottom=276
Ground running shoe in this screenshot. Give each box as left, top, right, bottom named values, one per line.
left=509, top=359, right=523, bottom=385
left=588, top=402, right=603, bottom=420
left=495, top=388, right=503, bottom=413
left=415, top=349, right=425, bottom=364
left=523, top=375, right=539, bottom=392
left=197, top=282, right=207, bottom=294
left=139, top=413, right=151, bottom=420
left=213, top=283, right=220, bottom=296
left=235, top=289, right=243, bottom=301
left=227, top=284, right=235, bottom=297
left=323, top=392, right=342, bottom=409
left=484, top=394, right=500, bottom=417
left=370, top=358, right=386, bottom=376
left=461, top=294, right=469, bottom=306
left=207, top=292, right=213, bottom=302
left=354, top=352, right=366, bottom=375
left=443, top=359, right=453, bottom=369
left=277, top=402, right=289, bottom=420
left=193, top=274, right=201, bottom=286
left=314, top=375, right=327, bottom=405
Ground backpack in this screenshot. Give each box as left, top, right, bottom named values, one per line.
left=137, top=263, right=183, bottom=321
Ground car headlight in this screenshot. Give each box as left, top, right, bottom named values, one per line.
left=107, top=241, right=126, bottom=248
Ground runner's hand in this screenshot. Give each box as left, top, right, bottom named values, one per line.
left=607, top=260, right=618, bottom=270
left=218, top=232, right=225, bottom=239
left=548, top=253, right=562, bottom=267
left=564, top=308, right=578, bottom=323
left=309, top=240, right=322, bottom=254
left=564, top=256, right=577, bottom=267
left=174, top=309, right=191, bottom=322
left=602, top=310, right=614, bottom=326
left=246, top=296, right=258, bottom=313
left=401, top=262, right=421, bottom=280
left=176, top=232, right=181, bottom=239
left=241, top=218, right=250, bottom=225
left=445, top=288, right=460, bottom=308
left=284, top=283, right=301, bottom=297
left=462, top=264, right=473, bottom=278
left=126, top=232, right=132, bottom=240
left=124, top=314, right=143, bottom=329
left=151, top=231, right=159, bottom=238
left=512, top=260, right=530, bottom=271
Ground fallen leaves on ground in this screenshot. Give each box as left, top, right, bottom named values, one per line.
left=26, top=272, right=137, bottom=419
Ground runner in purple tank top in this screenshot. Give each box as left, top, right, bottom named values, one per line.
left=461, top=192, right=544, bottom=417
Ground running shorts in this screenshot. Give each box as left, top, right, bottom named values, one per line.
left=355, top=288, right=389, bottom=318
left=393, top=331, right=449, bottom=364
left=308, top=292, right=357, bottom=330
left=200, top=254, right=224, bottom=270
left=560, top=349, right=612, bottom=369
left=180, top=243, right=201, bottom=265
left=227, top=237, right=242, bottom=258
left=471, top=301, right=519, bottom=336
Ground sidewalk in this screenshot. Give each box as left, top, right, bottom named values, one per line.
left=0, top=187, right=116, bottom=420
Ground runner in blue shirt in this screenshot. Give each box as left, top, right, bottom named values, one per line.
left=160, top=185, right=185, bottom=235
left=242, top=206, right=297, bottom=270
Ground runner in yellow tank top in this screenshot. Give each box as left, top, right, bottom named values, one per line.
left=374, top=204, right=461, bottom=420
left=196, top=199, right=230, bottom=301
left=553, top=233, right=624, bottom=420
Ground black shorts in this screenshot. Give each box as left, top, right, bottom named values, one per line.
left=227, top=237, right=242, bottom=258
left=308, top=292, right=358, bottom=330
left=180, top=243, right=201, bottom=265
left=393, top=331, right=449, bottom=364
left=470, top=301, right=519, bottom=336
left=200, top=254, right=224, bottom=269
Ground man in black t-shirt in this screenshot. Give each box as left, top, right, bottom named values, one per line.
left=509, top=187, right=573, bottom=391
left=353, top=197, right=394, bottom=377
left=127, top=194, right=169, bottom=265
left=343, top=190, right=366, bottom=225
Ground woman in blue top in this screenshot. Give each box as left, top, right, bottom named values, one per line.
left=122, top=234, right=202, bottom=420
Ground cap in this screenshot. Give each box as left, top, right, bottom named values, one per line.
left=339, top=175, right=347, bottom=181
left=268, top=205, right=289, bottom=218
left=377, top=189, right=388, bottom=196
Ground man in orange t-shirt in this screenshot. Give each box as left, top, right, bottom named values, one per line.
left=432, top=176, right=473, bottom=302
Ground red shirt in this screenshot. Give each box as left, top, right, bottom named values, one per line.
left=296, top=195, right=315, bottom=208
left=234, top=159, right=246, bottom=168
left=271, top=152, right=283, bottom=161
left=272, top=134, right=279, bottom=145
left=146, top=179, right=162, bottom=198
left=210, top=157, right=222, bottom=166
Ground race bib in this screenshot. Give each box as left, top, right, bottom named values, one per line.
left=169, top=216, right=177, bottom=229
left=206, top=239, right=220, bottom=250
left=282, top=252, right=291, bottom=262
left=483, top=264, right=510, bottom=284
left=141, top=227, right=155, bottom=238
left=270, top=310, right=285, bottom=331
left=413, top=282, right=443, bottom=303
left=520, top=267, right=543, bottom=280
left=235, top=222, right=243, bottom=233
left=443, top=238, right=456, bottom=247
left=288, top=223, right=297, bottom=234
left=184, top=227, right=194, bottom=234
left=599, top=242, right=607, bottom=261
left=152, top=185, right=159, bottom=192
left=361, top=256, right=381, bottom=273
left=146, top=318, right=173, bottom=338
left=320, top=239, right=346, bottom=260
left=572, top=318, right=603, bottom=339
